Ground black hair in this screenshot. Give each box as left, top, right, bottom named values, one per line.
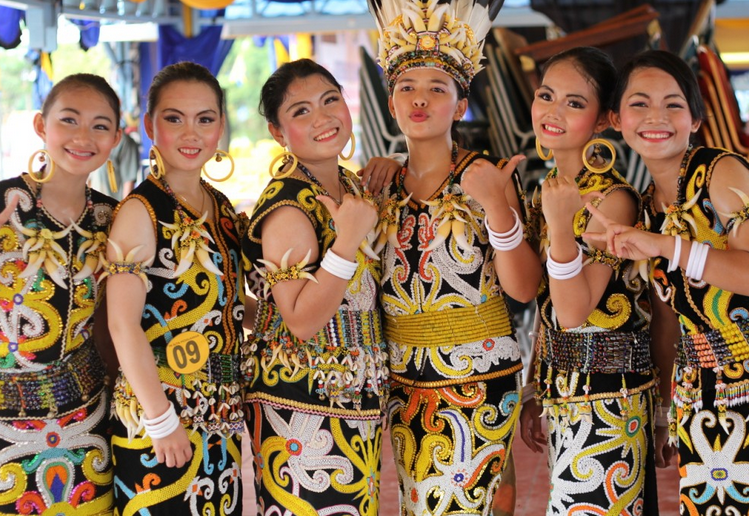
left=147, top=61, right=223, bottom=117
left=259, top=58, right=343, bottom=127
left=42, top=73, right=121, bottom=128
left=612, top=50, right=705, bottom=121
left=540, top=46, right=618, bottom=113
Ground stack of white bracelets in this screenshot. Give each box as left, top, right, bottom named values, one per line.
left=546, top=244, right=584, bottom=280
left=485, top=208, right=524, bottom=251
left=320, top=249, right=358, bottom=280
left=143, top=404, right=181, bottom=439
left=668, top=235, right=709, bottom=281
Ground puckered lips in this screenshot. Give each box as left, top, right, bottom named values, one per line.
left=409, top=110, right=428, bottom=122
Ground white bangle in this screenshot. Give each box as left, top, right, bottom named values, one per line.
left=485, top=208, right=524, bottom=251
left=546, top=244, right=583, bottom=280
left=654, top=412, right=669, bottom=428
left=685, top=241, right=709, bottom=281
left=521, top=383, right=536, bottom=404
left=320, top=249, right=358, bottom=280
left=142, top=404, right=181, bottom=439
left=667, top=235, right=682, bottom=272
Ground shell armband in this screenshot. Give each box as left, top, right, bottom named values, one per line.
left=255, top=248, right=317, bottom=297
left=98, top=239, right=153, bottom=287
left=723, top=187, right=749, bottom=238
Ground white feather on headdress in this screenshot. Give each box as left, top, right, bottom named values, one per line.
left=367, top=0, right=505, bottom=93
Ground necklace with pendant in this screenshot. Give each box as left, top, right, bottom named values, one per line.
left=297, top=162, right=346, bottom=204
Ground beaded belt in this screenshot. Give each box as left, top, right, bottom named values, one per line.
left=678, top=319, right=749, bottom=368
left=538, top=327, right=652, bottom=374
left=384, top=296, right=513, bottom=347
left=250, top=300, right=388, bottom=411
left=254, top=299, right=384, bottom=351
left=153, top=347, right=241, bottom=384
left=0, top=340, right=105, bottom=417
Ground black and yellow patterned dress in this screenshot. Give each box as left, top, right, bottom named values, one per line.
left=110, top=175, right=245, bottom=515
left=379, top=152, right=522, bottom=516
left=529, top=166, right=657, bottom=515
left=242, top=168, right=389, bottom=516
left=646, top=147, right=749, bottom=514
left=0, top=174, right=115, bottom=515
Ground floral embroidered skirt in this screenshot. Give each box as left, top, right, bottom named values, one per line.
left=387, top=372, right=520, bottom=516
left=0, top=393, right=113, bottom=515
left=111, top=417, right=242, bottom=515
left=673, top=361, right=749, bottom=515
left=246, top=402, right=382, bottom=516
left=543, top=382, right=658, bottom=515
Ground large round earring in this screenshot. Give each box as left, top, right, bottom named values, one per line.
left=339, top=133, right=356, bottom=161
left=535, top=138, right=553, bottom=161
left=583, top=138, right=616, bottom=174
left=149, top=146, right=165, bottom=179
left=27, top=149, right=55, bottom=183
left=106, top=160, right=118, bottom=194
left=202, top=150, right=234, bottom=182
left=268, top=150, right=298, bottom=179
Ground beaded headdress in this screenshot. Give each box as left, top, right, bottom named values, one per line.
left=367, top=0, right=505, bottom=95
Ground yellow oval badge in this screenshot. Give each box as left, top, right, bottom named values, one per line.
left=166, top=331, right=210, bottom=374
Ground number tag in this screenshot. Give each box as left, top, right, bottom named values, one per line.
left=166, top=331, right=210, bottom=374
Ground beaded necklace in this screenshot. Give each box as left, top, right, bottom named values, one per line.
left=159, top=176, right=209, bottom=219
left=659, top=145, right=695, bottom=237
left=297, top=162, right=346, bottom=203
left=35, top=181, right=94, bottom=225
left=396, top=141, right=459, bottom=199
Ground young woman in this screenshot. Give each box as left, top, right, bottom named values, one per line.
left=518, top=47, right=659, bottom=515
left=242, top=58, right=393, bottom=516
left=586, top=49, right=749, bottom=514
left=366, top=0, right=542, bottom=513
left=0, top=74, right=122, bottom=514
left=106, top=62, right=246, bottom=514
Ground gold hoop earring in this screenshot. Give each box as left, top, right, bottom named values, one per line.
left=268, top=150, right=298, bottom=179
left=106, top=160, right=118, bottom=193
left=535, top=138, right=553, bottom=161
left=202, top=150, right=235, bottom=182
left=149, top=146, right=165, bottom=179
left=27, top=150, right=55, bottom=183
left=583, top=138, right=616, bottom=174
left=339, top=133, right=356, bottom=161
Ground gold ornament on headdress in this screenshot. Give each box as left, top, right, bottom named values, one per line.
left=367, top=0, right=505, bottom=94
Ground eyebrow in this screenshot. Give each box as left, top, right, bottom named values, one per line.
left=538, top=84, right=588, bottom=101
left=60, top=107, right=114, bottom=123
left=627, top=92, right=686, bottom=101
left=284, top=89, right=339, bottom=113
left=162, top=107, right=218, bottom=116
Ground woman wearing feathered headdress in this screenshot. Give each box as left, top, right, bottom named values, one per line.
left=366, top=0, right=543, bottom=513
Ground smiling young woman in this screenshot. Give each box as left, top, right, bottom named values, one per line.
left=0, top=73, right=122, bottom=515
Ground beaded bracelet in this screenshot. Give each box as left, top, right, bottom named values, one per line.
left=320, top=249, right=358, bottom=280
left=485, top=208, right=524, bottom=251
left=685, top=241, right=709, bottom=281
left=143, top=404, right=181, bottom=439
left=546, top=244, right=583, bottom=280
left=667, top=235, right=682, bottom=273
left=521, top=383, right=536, bottom=404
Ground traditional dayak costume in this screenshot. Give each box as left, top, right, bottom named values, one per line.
left=109, top=175, right=246, bottom=515
left=527, top=165, right=659, bottom=514
left=242, top=166, right=389, bottom=515
left=646, top=146, right=749, bottom=513
left=0, top=174, right=115, bottom=514
left=366, top=0, right=523, bottom=514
